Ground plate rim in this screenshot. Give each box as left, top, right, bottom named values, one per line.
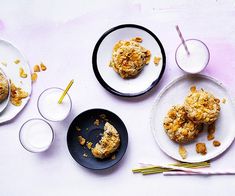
left=66, top=108, right=128, bottom=170
left=0, top=39, right=32, bottom=124
left=92, top=24, right=166, bottom=97
left=150, top=74, right=235, bottom=163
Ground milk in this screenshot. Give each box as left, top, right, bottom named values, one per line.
left=20, top=119, right=54, bottom=152
left=176, top=39, right=210, bottom=73
left=38, top=88, right=71, bottom=121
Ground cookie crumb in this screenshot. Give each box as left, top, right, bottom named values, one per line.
left=86, top=141, right=93, bottom=150
left=196, top=143, right=207, bottom=155
left=34, top=65, right=40, bottom=72
left=78, top=136, right=86, bottom=145
left=154, top=56, right=161, bottom=65
left=179, top=145, right=187, bottom=159
left=222, top=98, right=226, bottom=104
left=75, top=126, right=81, bottom=131
left=94, top=119, right=100, bottom=126
left=83, top=153, right=88, bottom=158
left=14, top=59, right=20, bottom=64
left=213, top=140, right=221, bottom=147
left=31, top=73, right=38, bottom=82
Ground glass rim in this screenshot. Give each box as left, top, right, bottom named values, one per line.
left=37, top=87, right=72, bottom=122
left=19, top=118, right=55, bottom=153
left=175, top=38, right=210, bottom=74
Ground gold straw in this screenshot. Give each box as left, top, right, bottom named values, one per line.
left=58, top=79, right=74, bottom=104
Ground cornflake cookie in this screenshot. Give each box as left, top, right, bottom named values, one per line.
left=92, top=122, right=120, bottom=159
left=184, top=86, right=220, bottom=124
left=109, top=38, right=151, bottom=78
left=163, top=105, right=201, bottom=144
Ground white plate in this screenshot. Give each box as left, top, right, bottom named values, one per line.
left=150, top=74, right=235, bottom=163
left=92, top=24, right=166, bottom=97
left=0, top=40, right=32, bottom=124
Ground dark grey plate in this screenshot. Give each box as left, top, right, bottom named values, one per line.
left=67, top=108, right=128, bottom=170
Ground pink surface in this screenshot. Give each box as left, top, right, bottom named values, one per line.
left=1, top=1, right=235, bottom=195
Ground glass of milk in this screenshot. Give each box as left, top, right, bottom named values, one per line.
left=19, top=118, right=54, bottom=152
left=37, top=87, right=72, bottom=121
left=175, top=39, right=210, bottom=74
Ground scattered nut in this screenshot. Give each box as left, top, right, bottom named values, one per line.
left=19, top=67, right=27, bottom=78
left=154, top=56, right=161, bottom=65
left=40, top=62, right=47, bottom=71
left=78, top=136, right=86, bottom=145
left=94, top=119, right=100, bottom=126
left=207, top=134, right=215, bottom=141
left=1, top=62, right=7, bottom=66
left=222, top=98, right=226, bottom=104
left=179, top=145, right=187, bottom=159
left=31, top=73, right=38, bottom=82
left=83, top=153, right=88, bottom=158
left=196, top=143, right=207, bottom=155
left=33, top=65, right=40, bottom=72
left=10, top=81, right=28, bottom=106
left=75, top=126, right=81, bottom=131
left=213, top=140, right=221, bottom=147
left=111, top=154, right=116, bottom=160
left=14, top=59, right=20, bottom=64
left=86, top=141, right=93, bottom=150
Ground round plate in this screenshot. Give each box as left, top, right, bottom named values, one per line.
left=67, top=108, right=128, bottom=170
left=150, top=74, right=235, bottom=163
left=92, top=24, right=166, bottom=97
left=0, top=39, right=32, bottom=123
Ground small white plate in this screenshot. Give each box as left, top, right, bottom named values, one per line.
left=150, top=74, right=235, bottom=163
left=92, top=24, right=166, bottom=97
left=0, top=40, right=32, bottom=124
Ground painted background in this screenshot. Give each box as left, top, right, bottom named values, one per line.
left=1, top=0, right=235, bottom=195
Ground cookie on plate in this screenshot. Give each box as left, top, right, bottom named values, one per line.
left=163, top=105, right=201, bottom=144
left=0, top=72, right=9, bottom=102
left=184, top=86, right=220, bottom=124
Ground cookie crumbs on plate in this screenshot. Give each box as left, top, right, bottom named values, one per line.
left=10, top=81, right=28, bottom=106
left=213, top=140, right=221, bottom=147
left=75, top=126, right=81, bottom=131
left=19, top=67, right=27, bottom=78
left=40, top=62, right=47, bottom=71
left=131, top=37, right=142, bottom=43
left=31, top=73, right=38, bottom=82
left=14, top=59, right=20, bottom=64
left=78, top=136, right=86, bottom=145
left=94, top=119, right=100, bottom=126
left=100, top=114, right=108, bottom=121
left=222, top=98, right=226, bottom=104
left=111, top=154, right=116, bottom=160
left=86, top=141, right=93, bottom=150
left=207, top=134, right=214, bottom=141
left=33, top=65, right=40, bottom=72
left=196, top=143, right=207, bottom=155
left=83, top=153, right=88, bottom=158
left=154, top=56, right=161, bottom=65
left=179, top=145, right=187, bottom=159
left=1, top=62, right=7, bottom=66
left=190, top=85, right=196, bottom=93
